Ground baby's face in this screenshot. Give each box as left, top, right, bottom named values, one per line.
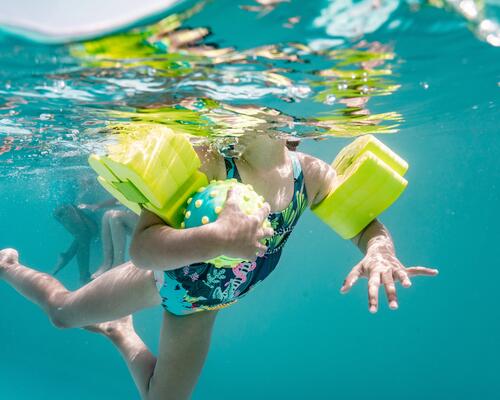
left=238, top=131, right=296, bottom=145
left=285, top=137, right=301, bottom=151
left=228, top=132, right=298, bottom=157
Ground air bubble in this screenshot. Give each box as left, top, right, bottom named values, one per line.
left=287, top=86, right=311, bottom=99
left=39, top=113, right=54, bottom=121
left=324, top=95, right=336, bottom=105
left=54, top=80, right=66, bottom=92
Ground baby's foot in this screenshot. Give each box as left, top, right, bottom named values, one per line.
left=84, top=315, right=134, bottom=341
left=0, top=248, right=19, bottom=276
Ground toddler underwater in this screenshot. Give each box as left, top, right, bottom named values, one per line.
left=0, top=129, right=438, bottom=400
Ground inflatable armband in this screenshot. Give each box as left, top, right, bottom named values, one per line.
left=312, top=135, right=408, bottom=239
left=184, top=179, right=270, bottom=268
left=89, top=125, right=208, bottom=227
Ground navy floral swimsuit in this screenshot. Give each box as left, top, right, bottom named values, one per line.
left=155, top=152, right=308, bottom=315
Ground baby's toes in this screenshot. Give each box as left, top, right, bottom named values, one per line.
left=0, top=248, right=19, bottom=269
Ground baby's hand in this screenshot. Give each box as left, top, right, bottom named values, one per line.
left=340, top=239, right=439, bottom=313
left=214, top=188, right=274, bottom=261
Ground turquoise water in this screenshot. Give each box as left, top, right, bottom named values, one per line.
left=1, top=0, right=499, bottom=399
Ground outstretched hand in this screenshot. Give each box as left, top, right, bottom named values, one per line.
left=340, top=241, right=438, bottom=313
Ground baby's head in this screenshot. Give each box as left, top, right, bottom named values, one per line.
left=285, top=137, right=301, bottom=151
left=210, top=131, right=300, bottom=158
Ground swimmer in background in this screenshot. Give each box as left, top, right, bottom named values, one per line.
left=52, top=174, right=111, bottom=282
left=92, top=208, right=139, bottom=279
left=0, top=132, right=438, bottom=400
left=52, top=203, right=98, bottom=283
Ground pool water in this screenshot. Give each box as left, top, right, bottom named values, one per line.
left=0, top=0, right=499, bottom=399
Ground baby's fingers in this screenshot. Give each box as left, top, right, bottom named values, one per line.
left=225, top=188, right=241, bottom=207
left=406, top=266, right=439, bottom=277
left=254, top=201, right=271, bottom=221
left=368, top=273, right=381, bottom=313
left=255, top=242, right=268, bottom=258
left=382, top=270, right=398, bottom=310
left=259, top=227, right=275, bottom=239
left=394, top=269, right=412, bottom=288
left=340, top=266, right=361, bottom=294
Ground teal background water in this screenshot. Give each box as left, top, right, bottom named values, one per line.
left=0, top=0, right=499, bottom=399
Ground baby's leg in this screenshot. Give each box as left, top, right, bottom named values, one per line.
left=87, top=311, right=217, bottom=400
left=85, top=316, right=157, bottom=399
left=0, top=248, right=161, bottom=328
left=147, top=310, right=218, bottom=400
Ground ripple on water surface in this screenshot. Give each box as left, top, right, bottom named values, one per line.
left=0, top=0, right=498, bottom=175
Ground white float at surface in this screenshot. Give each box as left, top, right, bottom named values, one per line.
left=0, top=0, right=189, bottom=43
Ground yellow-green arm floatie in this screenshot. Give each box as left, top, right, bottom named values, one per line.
left=89, top=124, right=208, bottom=228
left=312, top=134, right=408, bottom=239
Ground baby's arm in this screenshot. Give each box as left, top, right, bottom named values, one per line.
left=342, top=219, right=438, bottom=312
left=295, top=152, right=337, bottom=208
left=131, top=147, right=273, bottom=271
left=299, top=152, right=438, bottom=312
left=131, top=210, right=227, bottom=270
